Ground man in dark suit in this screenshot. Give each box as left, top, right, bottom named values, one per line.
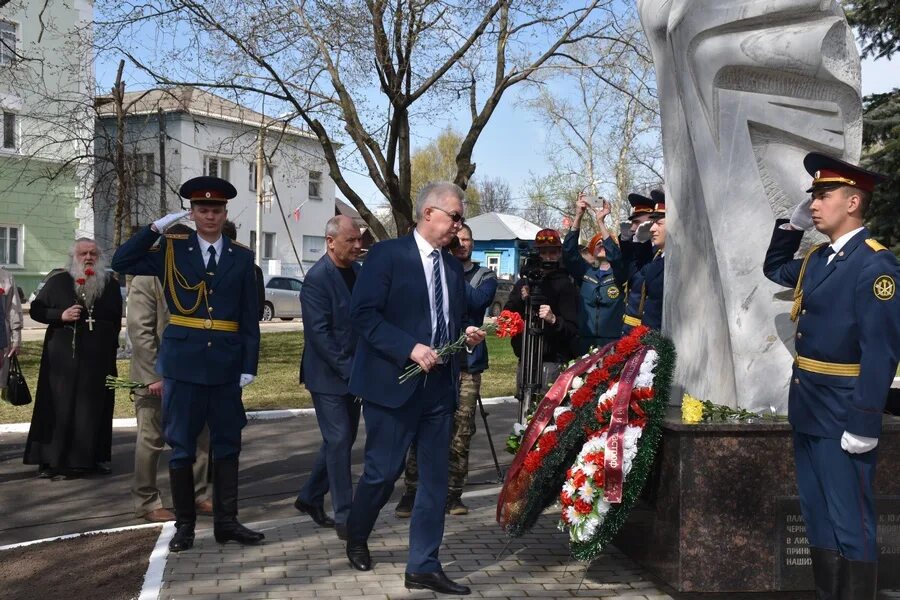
left=294, top=215, right=363, bottom=540
left=764, top=153, right=899, bottom=599
left=112, top=176, right=264, bottom=553
left=345, top=182, right=486, bottom=595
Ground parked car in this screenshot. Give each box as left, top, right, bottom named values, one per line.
left=489, top=278, right=515, bottom=317
left=262, top=275, right=303, bottom=321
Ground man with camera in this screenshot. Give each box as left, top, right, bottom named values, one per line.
left=504, top=228, right=579, bottom=372
left=563, top=194, right=625, bottom=353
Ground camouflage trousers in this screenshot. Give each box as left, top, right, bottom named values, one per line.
left=403, top=371, right=481, bottom=497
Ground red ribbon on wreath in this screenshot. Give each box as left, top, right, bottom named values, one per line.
left=496, top=341, right=615, bottom=523
left=603, top=347, right=648, bottom=503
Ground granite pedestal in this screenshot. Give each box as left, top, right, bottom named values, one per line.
left=615, top=409, right=900, bottom=593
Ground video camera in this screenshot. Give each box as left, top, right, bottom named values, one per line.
left=517, top=243, right=559, bottom=287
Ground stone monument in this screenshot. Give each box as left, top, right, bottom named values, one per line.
left=638, top=0, right=862, bottom=411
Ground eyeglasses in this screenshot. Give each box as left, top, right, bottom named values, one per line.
left=429, top=206, right=465, bottom=223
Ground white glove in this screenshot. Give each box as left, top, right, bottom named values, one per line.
left=789, top=198, right=814, bottom=231
left=152, top=210, right=191, bottom=233
left=840, top=431, right=878, bottom=454
left=634, top=220, right=653, bottom=243
left=239, top=374, right=256, bottom=388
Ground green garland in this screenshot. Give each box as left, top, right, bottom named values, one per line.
left=570, top=332, right=675, bottom=560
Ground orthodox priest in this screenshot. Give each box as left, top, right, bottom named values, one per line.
left=24, top=238, right=122, bottom=477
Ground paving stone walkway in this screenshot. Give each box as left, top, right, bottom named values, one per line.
left=159, top=489, right=673, bottom=600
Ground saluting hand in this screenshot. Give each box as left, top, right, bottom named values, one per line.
left=410, top=343, right=439, bottom=373
left=151, top=210, right=191, bottom=233
left=61, top=304, right=82, bottom=323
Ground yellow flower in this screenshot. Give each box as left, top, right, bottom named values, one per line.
left=682, top=393, right=704, bottom=424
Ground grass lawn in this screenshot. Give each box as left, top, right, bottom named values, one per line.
left=1, top=331, right=518, bottom=424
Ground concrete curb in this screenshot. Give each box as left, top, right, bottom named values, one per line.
left=0, top=396, right=518, bottom=434
left=139, top=522, right=175, bottom=600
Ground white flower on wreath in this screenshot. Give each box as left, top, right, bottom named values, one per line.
left=571, top=376, right=584, bottom=390
left=580, top=461, right=598, bottom=478
left=553, top=406, right=572, bottom=419
left=513, top=422, right=526, bottom=435
left=562, top=481, right=577, bottom=497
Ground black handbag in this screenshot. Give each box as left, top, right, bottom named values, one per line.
left=6, top=354, right=31, bottom=406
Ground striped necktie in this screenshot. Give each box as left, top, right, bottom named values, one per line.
left=431, top=249, right=449, bottom=347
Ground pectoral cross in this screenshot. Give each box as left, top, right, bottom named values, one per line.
left=85, top=307, right=95, bottom=332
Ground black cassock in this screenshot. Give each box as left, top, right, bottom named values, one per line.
left=24, top=272, right=122, bottom=470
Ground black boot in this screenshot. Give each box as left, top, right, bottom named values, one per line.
left=212, top=457, right=264, bottom=545
left=169, top=465, right=196, bottom=552
left=839, top=558, right=877, bottom=600
left=810, top=547, right=841, bottom=600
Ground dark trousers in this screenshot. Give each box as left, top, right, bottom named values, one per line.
left=162, top=378, right=247, bottom=468
left=347, top=367, right=454, bottom=573
left=793, top=431, right=878, bottom=561
left=297, top=392, right=361, bottom=525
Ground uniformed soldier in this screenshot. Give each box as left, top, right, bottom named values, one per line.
left=562, top=194, right=625, bottom=353
left=112, top=176, right=264, bottom=552
left=764, top=153, right=900, bottom=599
left=604, top=192, right=666, bottom=333
left=619, top=191, right=657, bottom=270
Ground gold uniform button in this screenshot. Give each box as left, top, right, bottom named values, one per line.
left=207, top=342, right=212, bottom=347
left=796, top=332, right=803, bottom=339
left=801, top=309, right=807, bottom=315
left=208, top=306, right=214, bottom=313
left=209, top=289, right=214, bottom=295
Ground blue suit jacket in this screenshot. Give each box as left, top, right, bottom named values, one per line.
left=299, top=255, right=360, bottom=395
left=112, top=226, right=260, bottom=386
left=764, top=222, right=900, bottom=439
left=348, top=233, right=466, bottom=408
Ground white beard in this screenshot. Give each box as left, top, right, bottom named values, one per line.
left=68, top=255, right=110, bottom=306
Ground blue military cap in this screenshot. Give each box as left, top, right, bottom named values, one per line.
left=179, top=176, right=237, bottom=204
left=627, top=193, right=654, bottom=220
left=803, top=152, right=885, bottom=194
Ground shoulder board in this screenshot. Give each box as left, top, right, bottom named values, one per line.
left=865, top=239, right=887, bottom=252
left=230, top=240, right=252, bottom=251
left=164, top=234, right=190, bottom=240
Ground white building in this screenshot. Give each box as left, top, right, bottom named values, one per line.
left=0, top=0, right=95, bottom=294
left=94, top=86, right=335, bottom=276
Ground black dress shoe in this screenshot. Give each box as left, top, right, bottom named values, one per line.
left=335, top=523, right=348, bottom=541
left=214, top=521, right=265, bottom=545
left=346, top=541, right=371, bottom=571
left=405, top=570, right=471, bottom=595
left=294, top=498, right=335, bottom=527
left=169, top=523, right=195, bottom=552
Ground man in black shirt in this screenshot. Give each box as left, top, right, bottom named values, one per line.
left=294, top=215, right=363, bottom=541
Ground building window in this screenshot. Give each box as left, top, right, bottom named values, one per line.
left=303, top=235, right=325, bottom=261
left=308, top=170, right=322, bottom=199
left=486, top=255, right=500, bottom=275
left=0, top=21, right=16, bottom=66
left=204, top=156, right=231, bottom=181
left=249, top=231, right=276, bottom=260
left=249, top=162, right=257, bottom=192
left=0, top=225, right=22, bottom=266
left=2, top=112, right=16, bottom=150
left=127, top=152, right=155, bottom=186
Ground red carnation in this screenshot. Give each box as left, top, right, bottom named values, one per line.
left=586, top=369, right=604, bottom=387
left=571, top=387, right=593, bottom=408
left=555, top=411, right=575, bottom=431
left=594, top=404, right=609, bottom=425
left=497, top=310, right=525, bottom=338
left=0, top=287, right=5, bottom=296
left=84, top=267, right=95, bottom=277
left=592, top=470, right=605, bottom=486
left=523, top=451, right=543, bottom=473
left=616, top=336, right=641, bottom=355
left=560, top=491, right=574, bottom=506
left=631, top=325, right=651, bottom=339
left=76, top=278, right=86, bottom=285
left=541, top=430, right=559, bottom=452
left=585, top=451, right=604, bottom=464
left=572, top=471, right=587, bottom=488
left=574, top=498, right=593, bottom=515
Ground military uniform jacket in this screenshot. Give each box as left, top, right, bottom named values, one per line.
left=764, top=221, right=900, bottom=439
left=112, top=226, right=260, bottom=386
left=561, top=230, right=625, bottom=340
left=604, top=237, right=664, bottom=330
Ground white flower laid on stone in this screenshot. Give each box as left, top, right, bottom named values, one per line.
left=571, top=376, right=584, bottom=390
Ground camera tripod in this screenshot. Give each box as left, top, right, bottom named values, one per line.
left=517, top=291, right=547, bottom=424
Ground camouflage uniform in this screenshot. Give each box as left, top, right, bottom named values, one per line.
left=404, top=369, right=481, bottom=495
